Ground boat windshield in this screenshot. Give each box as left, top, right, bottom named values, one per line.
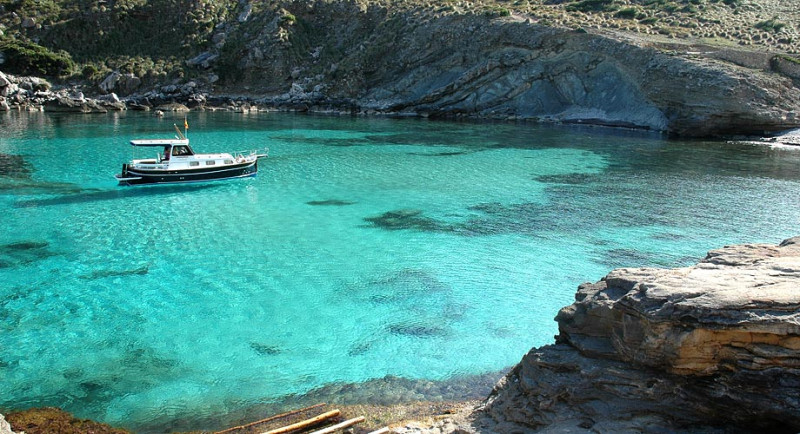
left=172, top=145, right=194, bottom=156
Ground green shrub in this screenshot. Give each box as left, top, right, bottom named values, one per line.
left=755, top=17, right=787, bottom=33
left=615, top=7, right=638, bottom=18
left=0, top=36, right=75, bottom=77
left=775, top=54, right=800, bottom=65
left=566, top=0, right=618, bottom=12
left=485, top=6, right=511, bottom=16
left=81, top=64, right=99, bottom=79
left=280, top=12, right=297, bottom=25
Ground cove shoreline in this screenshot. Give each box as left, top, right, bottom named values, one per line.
left=1, top=371, right=503, bottom=433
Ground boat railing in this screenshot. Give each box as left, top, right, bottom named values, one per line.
left=231, top=147, right=269, bottom=159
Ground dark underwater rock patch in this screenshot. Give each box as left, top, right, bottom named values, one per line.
left=250, top=342, right=282, bottom=356
left=388, top=322, right=449, bottom=338
left=306, top=199, right=357, bottom=206
left=347, top=341, right=372, bottom=356
left=535, top=173, right=598, bottom=184
left=4, top=240, right=49, bottom=251
left=0, top=240, right=55, bottom=267
left=81, top=265, right=149, bottom=280
left=408, top=150, right=472, bottom=157
left=596, top=248, right=655, bottom=269
left=0, top=153, right=32, bottom=179
left=363, top=209, right=450, bottom=232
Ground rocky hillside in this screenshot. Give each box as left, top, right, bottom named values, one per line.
left=2, top=0, right=800, bottom=136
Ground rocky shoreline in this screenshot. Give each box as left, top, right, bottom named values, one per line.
left=395, top=237, right=800, bottom=433
left=3, top=5, right=800, bottom=138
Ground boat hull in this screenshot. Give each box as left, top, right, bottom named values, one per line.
left=116, top=160, right=258, bottom=185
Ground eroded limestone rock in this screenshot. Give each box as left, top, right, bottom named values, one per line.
left=472, top=237, right=800, bottom=433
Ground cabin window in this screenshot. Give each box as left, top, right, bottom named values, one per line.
left=224, top=159, right=233, bottom=164
left=206, top=160, right=216, bottom=166
left=189, top=161, right=199, bottom=167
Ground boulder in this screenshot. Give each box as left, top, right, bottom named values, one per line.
left=44, top=96, right=107, bottom=113
left=186, top=51, right=219, bottom=69
left=154, top=102, right=190, bottom=112
left=99, top=71, right=142, bottom=96
left=238, top=2, right=253, bottom=22
left=476, top=237, right=800, bottom=433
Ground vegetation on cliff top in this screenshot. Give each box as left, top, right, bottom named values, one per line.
left=0, top=0, right=797, bottom=86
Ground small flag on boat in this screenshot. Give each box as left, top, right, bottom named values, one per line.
left=184, top=117, right=189, bottom=130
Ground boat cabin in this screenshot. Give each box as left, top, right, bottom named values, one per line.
left=128, top=139, right=193, bottom=164
left=163, top=144, right=195, bottom=161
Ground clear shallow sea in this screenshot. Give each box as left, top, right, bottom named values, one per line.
left=1, top=111, right=800, bottom=432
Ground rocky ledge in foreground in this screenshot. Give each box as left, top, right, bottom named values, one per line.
left=405, top=237, right=800, bottom=433
left=481, top=237, right=800, bottom=433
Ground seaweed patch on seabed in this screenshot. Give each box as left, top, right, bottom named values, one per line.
left=250, top=342, right=282, bottom=356
left=80, top=265, right=149, bottom=280
left=535, top=173, right=598, bottom=185
left=363, top=204, right=567, bottom=237
left=0, top=240, right=55, bottom=267
left=595, top=248, right=655, bottom=269
left=388, top=322, right=449, bottom=338
left=343, top=269, right=464, bottom=352
left=54, top=345, right=183, bottom=409
left=407, top=150, right=473, bottom=157
left=363, top=209, right=452, bottom=232
left=0, top=153, right=33, bottom=179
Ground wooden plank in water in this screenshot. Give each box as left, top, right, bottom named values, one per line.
left=308, top=416, right=366, bottom=434
left=261, top=409, right=341, bottom=434
left=215, top=403, right=327, bottom=434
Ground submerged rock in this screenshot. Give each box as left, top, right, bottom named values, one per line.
left=469, top=237, right=800, bottom=433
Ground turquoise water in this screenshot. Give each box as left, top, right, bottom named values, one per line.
left=2, top=111, right=800, bottom=431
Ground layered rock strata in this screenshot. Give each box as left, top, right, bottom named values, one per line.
left=472, top=237, right=800, bottom=433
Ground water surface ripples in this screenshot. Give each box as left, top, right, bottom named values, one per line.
left=2, top=112, right=800, bottom=431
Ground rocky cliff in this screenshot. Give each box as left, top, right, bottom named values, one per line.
left=451, top=237, right=800, bottom=433
left=3, top=0, right=800, bottom=137
left=166, top=2, right=800, bottom=137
